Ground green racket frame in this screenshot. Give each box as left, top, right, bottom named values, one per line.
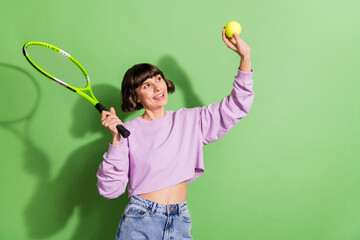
left=22, top=41, right=130, bottom=138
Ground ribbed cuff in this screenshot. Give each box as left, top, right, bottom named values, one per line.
left=234, top=68, right=254, bottom=86
left=106, top=143, right=124, bottom=157
left=236, top=68, right=254, bottom=80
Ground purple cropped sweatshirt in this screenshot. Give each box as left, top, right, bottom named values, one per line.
left=97, top=68, right=255, bottom=199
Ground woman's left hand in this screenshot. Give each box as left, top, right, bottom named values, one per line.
left=222, top=28, right=251, bottom=58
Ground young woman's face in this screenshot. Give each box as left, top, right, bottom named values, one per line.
left=135, top=74, right=168, bottom=110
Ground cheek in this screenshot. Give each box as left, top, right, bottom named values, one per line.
left=143, top=91, right=153, bottom=100
left=162, top=82, right=168, bottom=91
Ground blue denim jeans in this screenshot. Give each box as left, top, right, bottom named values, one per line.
left=115, top=195, right=193, bottom=240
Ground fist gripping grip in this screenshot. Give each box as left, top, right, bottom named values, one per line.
left=95, top=103, right=130, bottom=138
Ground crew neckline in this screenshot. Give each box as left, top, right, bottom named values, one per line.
left=136, top=110, right=171, bottom=124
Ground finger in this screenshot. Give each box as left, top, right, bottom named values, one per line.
left=102, top=114, right=119, bottom=127
left=233, top=34, right=250, bottom=51
left=228, top=44, right=238, bottom=52
left=103, top=115, right=124, bottom=128
left=104, top=118, right=120, bottom=131
left=110, top=107, right=116, bottom=114
left=102, top=114, right=116, bottom=125
left=101, top=110, right=112, bottom=121
left=222, top=28, right=228, bottom=41
left=233, top=34, right=251, bottom=56
left=105, top=120, right=119, bottom=131
left=225, top=40, right=238, bottom=52
left=102, top=117, right=111, bottom=127
left=109, top=113, right=123, bottom=124
left=234, top=35, right=247, bottom=45
left=222, top=29, right=237, bottom=51
left=225, top=38, right=238, bottom=52
left=222, top=28, right=231, bottom=42
left=108, top=115, right=123, bottom=124
left=233, top=33, right=242, bottom=50
left=108, top=119, right=124, bottom=133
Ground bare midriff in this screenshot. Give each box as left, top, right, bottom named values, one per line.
left=137, top=180, right=188, bottom=205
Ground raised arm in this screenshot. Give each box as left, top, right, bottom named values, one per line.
left=199, top=68, right=254, bottom=145
left=199, top=28, right=254, bottom=145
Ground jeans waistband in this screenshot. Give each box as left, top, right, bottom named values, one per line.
left=129, top=195, right=188, bottom=215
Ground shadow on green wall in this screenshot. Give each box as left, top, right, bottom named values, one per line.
left=0, top=63, right=54, bottom=238
left=3, top=54, right=204, bottom=239
left=158, top=55, right=204, bottom=108
left=23, top=83, right=133, bottom=240
left=0, top=63, right=48, bottom=181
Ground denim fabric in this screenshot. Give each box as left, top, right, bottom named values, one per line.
left=115, top=195, right=193, bottom=240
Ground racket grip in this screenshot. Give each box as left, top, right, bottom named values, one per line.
left=95, top=103, right=131, bottom=138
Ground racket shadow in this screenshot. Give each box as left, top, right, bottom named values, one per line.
left=0, top=63, right=50, bottom=180
left=0, top=63, right=55, bottom=235
left=24, top=84, right=135, bottom=240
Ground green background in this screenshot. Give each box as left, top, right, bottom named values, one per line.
left=1, top=0, right=359, bottom=239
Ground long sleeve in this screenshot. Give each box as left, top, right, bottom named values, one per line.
left=199, top=68, right=255, bottom=145
left=96, top=136, right=130, bottom=199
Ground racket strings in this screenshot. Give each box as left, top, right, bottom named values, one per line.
left=26, top=45, right=88, bottom=89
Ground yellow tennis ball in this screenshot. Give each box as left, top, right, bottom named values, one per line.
left=225, top=21, right=242, bottom=38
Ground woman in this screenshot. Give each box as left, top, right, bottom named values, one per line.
left=97, top=28, right=254, bottom=240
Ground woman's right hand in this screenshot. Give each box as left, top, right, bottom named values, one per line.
left=101, top=107, right=124, bottom=139
left=222, top=28, right=251, bottom=59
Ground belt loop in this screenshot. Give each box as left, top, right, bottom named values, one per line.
left=177, top=204, right=181, bottom=215
left=151, top=202, right=157, bottom=214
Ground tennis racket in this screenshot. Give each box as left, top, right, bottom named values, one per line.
left=22, top=41, right=130, bottom=138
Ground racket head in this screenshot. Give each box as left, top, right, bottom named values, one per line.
left=22, top=41, right=99, bottom=105
left=21, top=42, right=130, bottom=138
left=23, top=41, right=90, bottom=88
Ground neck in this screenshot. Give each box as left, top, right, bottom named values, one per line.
left=141, top=108, right=166, bottom=121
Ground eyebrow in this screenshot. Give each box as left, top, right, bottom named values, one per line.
left=141, top=75, right=161, bottom=86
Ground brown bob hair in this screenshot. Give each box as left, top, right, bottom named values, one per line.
left=121, top=63, right=175, bottom=112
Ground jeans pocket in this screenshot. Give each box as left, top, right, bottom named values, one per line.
left=124, top=203, right=149, bottom=218
left=180, top=208, right=192, bottom=223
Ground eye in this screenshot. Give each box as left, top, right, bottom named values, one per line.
left=157, top=77, right=161, bottom=81
left=144, top=84, right=149, bottom=89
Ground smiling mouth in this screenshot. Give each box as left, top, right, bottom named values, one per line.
left=154, top=92, right=164, bottom=99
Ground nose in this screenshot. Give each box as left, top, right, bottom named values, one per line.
left=154, top=82, right=161, bottom=91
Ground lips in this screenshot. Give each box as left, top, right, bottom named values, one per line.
left=154, top=92, right=164, bottom=99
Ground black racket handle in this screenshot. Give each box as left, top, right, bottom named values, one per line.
left=95, top=103, right=130, bottom=138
